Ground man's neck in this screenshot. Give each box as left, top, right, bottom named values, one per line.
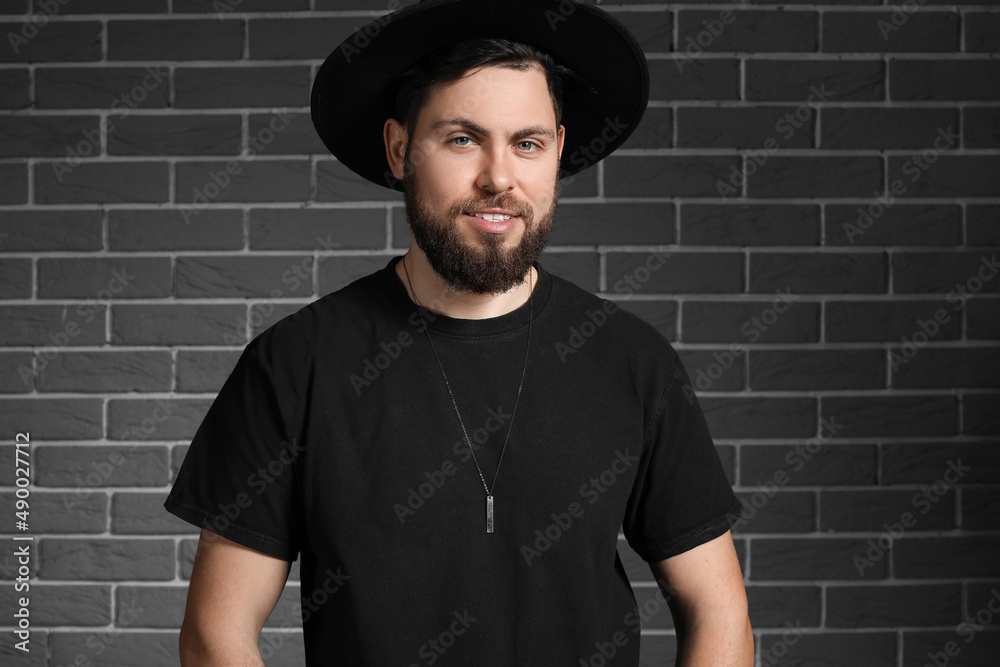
left=395, top=247, right=536, bottom=320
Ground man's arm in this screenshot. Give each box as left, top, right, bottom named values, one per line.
left=178, top=529, right=293, bottom=666
left=649, top=530, right=753, bottom=666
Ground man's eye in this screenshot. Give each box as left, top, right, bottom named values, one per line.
left=518, top=141, right=538, bottom=151
left=452, top=137, right=472, bottom=146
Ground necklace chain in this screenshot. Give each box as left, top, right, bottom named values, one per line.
left=401, top=256, right=533, bottom=533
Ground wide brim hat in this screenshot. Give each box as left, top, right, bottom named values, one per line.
left=310, top=0, right=649, bottom=192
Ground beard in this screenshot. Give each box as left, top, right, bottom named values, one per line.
left=402, top=161, right=559, bottom=296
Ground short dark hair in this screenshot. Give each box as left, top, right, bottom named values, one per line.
left=393, top=38, right=571, bottom=139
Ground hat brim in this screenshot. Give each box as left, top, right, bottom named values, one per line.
left=310, top=0, right=649, bottom=192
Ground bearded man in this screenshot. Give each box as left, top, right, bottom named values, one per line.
left=165, top=1, right=753, bottom=665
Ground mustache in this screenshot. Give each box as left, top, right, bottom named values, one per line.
left=449, top=195, right=532, bottom=220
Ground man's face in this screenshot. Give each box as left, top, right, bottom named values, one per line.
left=399, top=65, right=565, bottom=295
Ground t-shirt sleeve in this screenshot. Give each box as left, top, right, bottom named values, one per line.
left=163, top=339, right=304, bottom=562
left=622, top=354, right=740, bottom=563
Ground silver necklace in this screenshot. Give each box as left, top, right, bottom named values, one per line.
left=402, top=256, right=533, bottom=533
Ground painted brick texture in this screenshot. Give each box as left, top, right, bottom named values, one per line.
left=0, top=1, right=998, bottom=666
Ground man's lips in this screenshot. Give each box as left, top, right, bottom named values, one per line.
left=464, top=210, right=520, bottom=234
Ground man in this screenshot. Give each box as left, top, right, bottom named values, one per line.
left=165, top=1, right=753, bottom=665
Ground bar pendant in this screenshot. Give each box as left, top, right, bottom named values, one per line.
left=486, top=495, right=494, bottom=534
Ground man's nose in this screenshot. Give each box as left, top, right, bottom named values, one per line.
left=475, top=146, right=515, bottom=193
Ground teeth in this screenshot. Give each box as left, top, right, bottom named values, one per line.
left=474, top=213, right=512, bottom=222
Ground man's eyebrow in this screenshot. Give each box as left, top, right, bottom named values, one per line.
left=431, top=117, right=557, bottom=142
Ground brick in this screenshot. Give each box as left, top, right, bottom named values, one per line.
left=536, top=252, right=600, bottom=293
left=893, top=347, right=1000, bottom=389
left=677, top=10, right=817, bottom=52
left=825, top=300, right=960, bottom=342
left=0, top=352, right=32, bottom=393
left=889, top=156, right=1000, bottom=198
left=176, top=350, right=242, bottom=392
left=318, top=255, right=396, bottom=295
left=175, top=66, right=311, bottom=108
left=177, top=255, right=315, bottom=298
left=60, top=0, right=166, bottom=11
left=753, top=538, right=885, bottom=580
left=559, top=165, right=598, bottom=198
left=822, top=107, right=957, bottom=149
left=824, top=11, right=958, bottom=52
left=36, top=66, right=169, bottom=108
left=821, top=395, right=957, bottom=437
left=748, top=156, right=882, bottom=198
left=248, top=17, right=359, bottom=59
left=747, top=586, right=821, bottom=629
left=0, top=305, right=106, bottom=346
left=967, top=205, right=999, bottom=245
left=0, top=258, right=30, bottom=297
left=109, top=208, right=243, bottom=251
left=107, top=398, right=211, bottom=441
left=903, top=631, right=1000, bottom=667
left=0, top=210, right=104, bottom=251
left=113, top=304, right=245, bottom=346
left=115, top=586, right=186, bottom=627
left=0, top=162, right=26, bottom=203
left=250, top=208, right=385, bottom=250
left=828, top=584, right=960, bottom=628
left=747, top=60, right=883, bottom=101
left=963, top=488, right=1000, bottom=531
left=113, top=492, right=196, bottom=534
left=175, top=0, right=308, bottom=9
left=966, top=107, right=1000, bottom=149
left=0, top=583, right=110, bottom=626
left=35, top=161, right=169, bottom=204
left=827, top=204, right=962, bottom=247
left=896, top=536, right=1000, bottom=578
left=732, top=491, right=815, bottom=534
left=37, top=257, right=171, bottom=298
left=0, top=68, right=29, bottom=108
left=750, top=252, right=887, bottom=294
left=966, top=12, right=1000, bottom=52
left=0, top=490, right=106, bottom=533
left=547, top=204, right=674, bottom=246
left=677, top=350, right=744, bottom=392
left=248, top=111, right=327, bottom=155
left=35, top=350, right=171, bottom=393
left=741, top=444, right=877, bottom=487
left=677, top=106, right=813, bottom=149
left=965, top=392, right=1000, bottom=436
left=50, top=632, right=179, bottom=666
left=750, top=349, right=884, bottom=391
left=620, top=107, right=671, bottom=149
left=894, top=251, right=1000, bottom=293
left=883, top=443, right=996, bottom=485
left=0, top=0, right=26, bottom=13
left=649, top=58, right=740, bottom=101
left=316, top=160, right=402, bottom=203
left=700, top=397, right=816, bottom=438
left=0, top=20, right=101, bottom=63
left=605, top=155, right=739, bottom=197
left=968, top=299, right=1000, bottom=340
left=820, top=489, right=955, bottom=532
left=0, top=115, right=100, bottom=157
left=109, top=114, right=243, bottom=156
left=36, top=445, right=169, bottom=487
left=607, top=252, right=741, bottom=295
left=109, top=19, right=243, bottom=61
left=682, top=300, right=819, bottom=343
left=966, top=583, right=1000, bottom=616
left=0, top=398, right=102, bottom=439
left=680, top=204, right=820, bottom=246
left=892, top=59, right=1000, bottom=100
left=40, top=538, right=174, bottom=580
left=613, top=301, right=677, bottom=342
left=177, top=159, right=311, bottom=204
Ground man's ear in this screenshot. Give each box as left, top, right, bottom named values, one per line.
left=384, top=118, right=408, bottom=180
left=557, top=124, right=566, bottom=160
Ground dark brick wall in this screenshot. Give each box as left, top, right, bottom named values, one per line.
left=0, top=0, right=998, bottom=665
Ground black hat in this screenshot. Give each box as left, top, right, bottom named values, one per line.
left=310, top=0, right=649, bottom=192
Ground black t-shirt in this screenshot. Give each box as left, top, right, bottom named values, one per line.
left=164, top=256, right=739, bottom=666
